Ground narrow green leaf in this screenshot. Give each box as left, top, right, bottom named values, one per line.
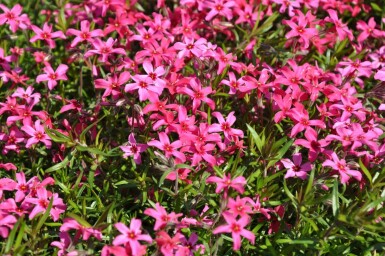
left=247, top=124, right=263, bottom=153
left=94, top=203, right=114, bottom=228
left=66, top=213, right=92, bottom=228
left=45, top=156, right=69, bottom=173
left=332, top=179, right=339, bottom=216
left=359, top=158, right=372, bottom=186
left=32, top=198, right=53, bottom=236
left=79, top=114, right=106, bottom=143
left=5, top=216, right=21, bottom=253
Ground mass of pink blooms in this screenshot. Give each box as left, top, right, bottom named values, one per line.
left=0, top=0, right=385, bottom=255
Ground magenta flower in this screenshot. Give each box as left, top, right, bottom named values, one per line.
left=21, top=120, right=52, bottom=148
left=281, top=153, right=312, bottom=180
left=144, top=203, right=182, bottom=230
left=324, top=9, right=353, bottom=41
left=205, top=0, right=235, bottom=21
left=60, top=218, right=102, bottom=241
left=206, top=173, right=246, bottom=196
left=120, top=133, right=148, bottom=164
left=66, top=20, right=103, bottom=47
left=0, top=210, right=17, bottom=238
left=125, top=75, right=163, bottom=102
left=227, top=196, right=254, bottom=217
left=0, top=178, right=17, bottom=199
left=51, top=232, right=78, bottom=256
left=0, top=4, right=30, bottom=33
left=322, top=153, right=362, bottom=184
left=178, top=78, right=215, bottom=112
left=174, top=37, right=207, bottom=58
left=36, top=63, right=68, bottom=90
left=25, top=188, right=66, bottom=221
left=294, top=128, right=330, bottom=162
left=356, top=17, right=385, bottom=43
left=213, top=212, right=255, bottom=250
left=84, top=38, right=126, bottom=63
left=30, top=22, right=66, bottom=48
left=148, top=132, right=186, bottom=162
left=209, top=111, right=244, bottom=140
left=284, top=11, right=318, bottom=48
left=113, top=219, right=152, bottom=256
left=95, top=71, right=130, bottom=99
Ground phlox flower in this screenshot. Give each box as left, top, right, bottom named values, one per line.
left=60, top=218, right=102, bottom=241
left=144, top=203, right=183, bottom=230
left=21, top=120, right=52, bottom=148
left=0, top=4, right=30, bottom=33
left=207, top=173, right=246, bottom=197
left=30, top=22, right=66, bottom=48
left=120, top=133, right=148, bottom=164
left=0, top=210, right=17, bottom=238
left=213, top=212, right=255, bottom=250
left=24, top=188, right=66, bottom=221
left=113, top=219, right=152, bottom=256
left=36, top=63, right=68, bottom=90
left=281, top=153, right=312, bottom=180
left=322, top=153, right=362, bottom=184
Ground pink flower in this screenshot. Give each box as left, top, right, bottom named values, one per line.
left=213, top=212, right=255, bottom=250
left=125, top=75, right=163, bottom=102
left=120, top=133, right=148, bottom=164
left=51, top=232, right=79, bottom=256
left=144, top=203, right=182, bottom=230
left=0, top=163, right=17, bottom=171
left=174, top=37, right=207, bottom=58
left=0, top=178, right=17, bottom=199
left=36, top=63, right=68, bottom=90
left=206, top=173, right=246, bottom=196
left=209, top=111, right=244, bottom=141
left=356, top=17, right=385, bottom=43
left=227, top=196, right=254, bottom=217
left=30, top=22, right=66, bottom=48
left=21, top=120, right=52, bottom=148
left=0, top=4, right=30, bottom=33
left=60, top=218, right=102, bottom=241
left=0, top=210, right=17, bottom=238
left=324, top=9, right=353, bottom=41
left=147, top=132, right=186, bottom=162
left=24, top=188, right=66, bottom=221
left=205, top=0, right=235, bottom=21
left=84, top=38, right=126, bottom=63
left=155, top=231, right=184, bottom=256
left=66, top=20, right=103, bottom=47
left=113, top=219, right=152, bottom=256
left=322, top=153, right=362, bottom=184
left=281, top=153, right=312, bottom=180
left=283, top=11, right=318, bottom=49
left=177, top=78, right=215, bottom=112
left=95, top=71, right=130, bottom=99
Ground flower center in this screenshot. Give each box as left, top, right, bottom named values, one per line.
left=41, top=32, right=50, bottom=39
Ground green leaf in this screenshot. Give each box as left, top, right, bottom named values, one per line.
left=66, top=213, right=92, bottom=228
left=32, top=198, right=53, bottom=237
left=247, top=124, right=263, bottom=153
left=79, top=114, right=106, bottom=143
left=45, top=128, right=72, bottom=143
left=45, top=155, right=70, bottom=173
left=332, top=179, right=339, bottom=216
left=94, top=202, right=114, bottom=228
left=359, top=158, right=372, bottom=186
left=159, top=168, right=174, bottom=187
left=370, top=3, right=382, bottom=12
left=5, top=216, right=21, bottom=253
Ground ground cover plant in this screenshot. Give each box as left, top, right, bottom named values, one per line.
left=0, top=0, right=385, bottom=255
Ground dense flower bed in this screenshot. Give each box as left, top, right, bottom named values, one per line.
left=1, top=0, right=385, bottom=255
